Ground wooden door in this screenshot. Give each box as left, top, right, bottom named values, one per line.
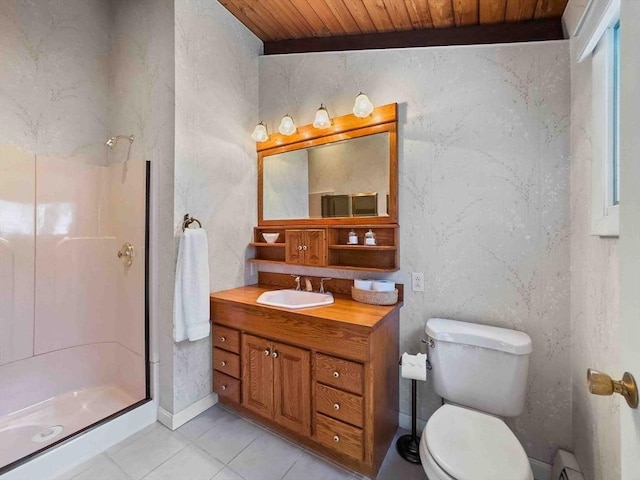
left=273, top=342, right=311, bottom=436
left=285, top=230, right=304, bottom=264
left=304, top=229, right=326, bottom=267
left=242, top=334, right=273, bottom=418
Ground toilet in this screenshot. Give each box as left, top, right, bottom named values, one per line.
left=420, top=318, right=534, bottom=480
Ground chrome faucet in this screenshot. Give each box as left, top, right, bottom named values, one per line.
left=291, top=275, right=301, bottom=291
left=304, top=277, right=313, bottom=292
left=320, top=278, right=332, bottom=294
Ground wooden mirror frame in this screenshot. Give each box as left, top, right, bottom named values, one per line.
left=257, top=103, right=398, bottom=226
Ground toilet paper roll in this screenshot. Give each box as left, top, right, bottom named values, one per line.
left=354, top=279, right=373, bottom=290
left=372, top=280, right=395, bottom=292
left=401, top=352, right=427, bottom=381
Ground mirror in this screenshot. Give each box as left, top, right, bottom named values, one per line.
left=263, top=133, right=389, bottom=220
left=257, top=103, right=397, bottom=226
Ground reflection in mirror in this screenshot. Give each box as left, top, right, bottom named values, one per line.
left=263, top=133, right=389, bottom=221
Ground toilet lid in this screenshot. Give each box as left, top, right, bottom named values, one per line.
left=426, top=405, right=532, bottom=480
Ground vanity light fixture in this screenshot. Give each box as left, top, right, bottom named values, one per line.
left=251, top=122, right=269, bottom=142
left=313, top=104, right=332, bottom=129
left=353, top=92, right=374, bottom=118
left=278, top=114, right=297, bottom=136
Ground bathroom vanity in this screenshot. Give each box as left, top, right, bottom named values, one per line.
left=210, top=275, right=402, bottom=477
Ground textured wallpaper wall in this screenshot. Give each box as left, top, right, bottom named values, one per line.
left=173, top=0, right=261, bottom=413
left=259, top=42, right=571, bottom=463
left=564, top=1, right=621, bottom=478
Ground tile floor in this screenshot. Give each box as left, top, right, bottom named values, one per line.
left=57, top=405, right=427, bottom=480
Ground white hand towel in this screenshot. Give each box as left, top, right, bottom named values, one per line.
left=401, top=352, right=427, bottom=381
left=173, top=228, right=211, bottom=342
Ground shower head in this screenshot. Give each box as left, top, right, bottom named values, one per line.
left=105, top=134, right=134, bottom=149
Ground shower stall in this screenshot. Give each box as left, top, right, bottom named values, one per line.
left=0, top=0, right=153, bottom=472
left=0, top=147, right=149, bottom=471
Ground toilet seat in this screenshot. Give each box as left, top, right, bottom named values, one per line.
left=421, top=404, right=533, bottom=480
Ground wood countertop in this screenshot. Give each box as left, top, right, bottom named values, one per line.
left=210, top=284, right=402, bottom=330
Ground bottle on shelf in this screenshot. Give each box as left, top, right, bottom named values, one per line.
left=364, top=229, right=377, bottom=246
left=348, top=229, right=358, bottom=245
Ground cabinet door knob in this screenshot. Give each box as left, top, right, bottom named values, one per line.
left=220, top=336, right=226, bottom=342
left=333, top=435, right=340, bottom=443
left=333, top=371, right=340, bottom=378
left=297, top=245, right=303, bottom=251
left=272, top=351, right=279, bottom=358
left=221, top=385, right=227, bottom=391
left=221, top=361, right=226, bottom=367
left=302, top=245, right=308, bottom=250
left=333, top=403, right=340, bottom=410
left=264, top=348, right=271, bottom=356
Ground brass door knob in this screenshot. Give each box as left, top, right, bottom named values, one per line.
left=587, top=369, right=638, bottom=408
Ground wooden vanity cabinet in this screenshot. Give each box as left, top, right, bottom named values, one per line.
left=211, top=286, right=401, bottom=478
left=242, top=334, right=311, bottom=436
left=284, top=229, right=326, bottom=267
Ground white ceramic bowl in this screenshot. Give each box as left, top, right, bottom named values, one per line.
left=262, top=232, right=280, bottom=243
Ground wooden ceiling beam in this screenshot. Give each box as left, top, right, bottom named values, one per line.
left=264, top=17, right=564, bottom=55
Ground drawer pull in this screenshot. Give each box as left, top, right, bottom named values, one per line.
left=333, top=435, right=340, bottom=443
left=333, top=403, right=340, bottom=410
left=264, top=348, right=271, bottom=356
left=333, top=371, right=340, bottom=378
left=221, top=385, right=227, bottom=391
left=220, top=336, right=226, bottom=342
left=220, top=361, right=226, bottom=367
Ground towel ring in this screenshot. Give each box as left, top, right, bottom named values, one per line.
left=182, top=214, right=202, bottom=232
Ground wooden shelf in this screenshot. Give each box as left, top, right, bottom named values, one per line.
left=326, top=264, right=399, bottom=273
left=250, top=224, right=399, bottom=272
left=328, top=245, right=397, bottom=251
left=248, top=258, right=287, bottom=265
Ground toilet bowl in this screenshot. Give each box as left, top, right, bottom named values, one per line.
left=421, top=318, right=534, bottom=480
left=419, top=405, right=532, bottom=480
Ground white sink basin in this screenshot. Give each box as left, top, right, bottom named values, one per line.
left=256, top=289, right=334, bottom=309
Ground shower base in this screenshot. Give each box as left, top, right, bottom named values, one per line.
left=0, top=384, right=137, bottom=469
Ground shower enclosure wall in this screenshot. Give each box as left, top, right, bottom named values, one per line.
left=0, top=0, right=151, bottom=471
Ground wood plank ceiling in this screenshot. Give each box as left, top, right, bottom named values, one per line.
left=219, top=0, right=568, bottom=54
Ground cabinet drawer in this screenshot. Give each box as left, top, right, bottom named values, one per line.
left=212, top=325, right=240, bottom=353
left=315, top=413, right=363, bottom=461
left=213, top=347, right=240, bottom=379
left=315, top=353, right=364, bottom=395
left=213, top=371, right=240, bottom=403
left=315, top=384, right=363, bottom=428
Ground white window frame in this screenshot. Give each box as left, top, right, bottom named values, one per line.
left=575, top=0, right=621, bottom=237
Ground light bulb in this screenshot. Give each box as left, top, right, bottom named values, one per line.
left=251, top=122, right=268, bottom=142
left=278, top=115, right=297, bottom=135
left=313, top=104, right=332, bottom=129
left=353, top=92, right=374, bottom=118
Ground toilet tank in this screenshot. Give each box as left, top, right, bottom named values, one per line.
left=426, top=318, right=532, bottom=417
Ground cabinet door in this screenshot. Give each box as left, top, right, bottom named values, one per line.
left=303, top=229, right=326, bottom=267
left=285, top=230, right=304, bottom=265
left=273, top=342, right=311, bottom=436
left=242, top=334, right=273, bottom=418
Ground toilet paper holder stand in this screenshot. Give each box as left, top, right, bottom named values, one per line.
left=396, top=343, right=431, bottom=465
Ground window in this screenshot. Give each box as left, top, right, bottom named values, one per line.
left=575, top=0, right=621, bottom=236
left=612, top=21, right=620, bottom=206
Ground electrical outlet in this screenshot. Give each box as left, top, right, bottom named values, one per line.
left=411, top=272, right=424, bottom=292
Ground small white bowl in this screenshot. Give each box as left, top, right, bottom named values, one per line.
left=262, top=232, right=279, bottom=243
